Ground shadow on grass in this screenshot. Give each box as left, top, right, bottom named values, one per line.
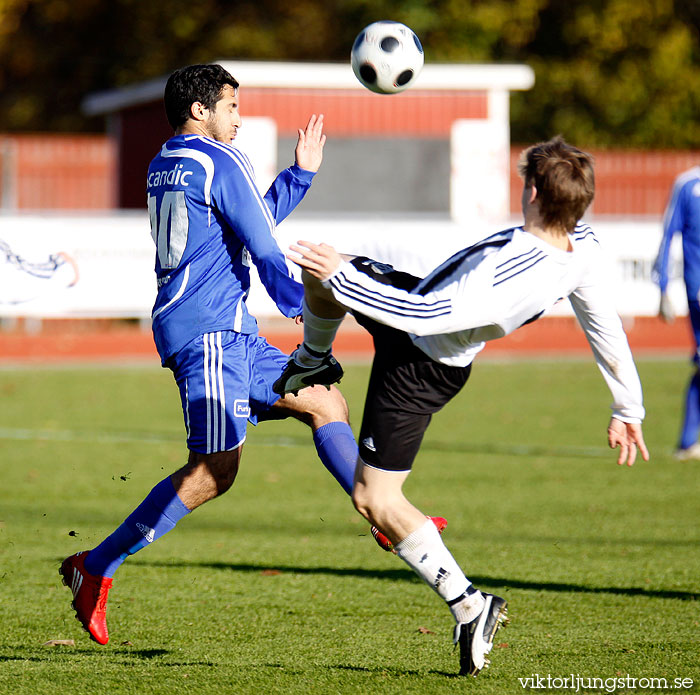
left=0, top=645, right=220, bottom=668
left=133, top=560, right=698, bottom=601
left=0, top=646, right=169, bottom=662
left=469, top=575, right=698, bottom=602
left=327, top=663, right=461, bottom=678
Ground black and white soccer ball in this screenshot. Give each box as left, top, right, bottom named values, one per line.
left=350, top=21, right=424, bottom=94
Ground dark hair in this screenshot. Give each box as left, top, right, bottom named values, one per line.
left=517, top=136, right=595, bottom=233
left=164, top=64, right=239, bottom=130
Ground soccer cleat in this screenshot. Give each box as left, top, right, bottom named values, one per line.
left=454, top=592, right=508, bottom=677
left=272, top=349, right=344, bottom=396
left=673, top=443, right=700, bottom=461
left=371, top=515, right=448, bottom=553
left=59, top=551, right=113, bottom=645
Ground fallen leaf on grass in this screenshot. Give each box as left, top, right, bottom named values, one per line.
left=418, top=626, right=434, bottom=634
left=43, top=640, right=75, bottom=647
left=261, top=569, right=281, bottom=576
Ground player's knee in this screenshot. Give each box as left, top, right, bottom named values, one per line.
left=298, top=385, right=350, bottom=427
left=187, top=450, right=240, bottom=498
left=318, top=385, right=350, bottom=422
left=301, top=269, right=331, bottom=298
left=210, top=465, right=238, bottom=495
left=351, top=487, right=371, bottom=521
left=351, top=483, right=383, bottom=522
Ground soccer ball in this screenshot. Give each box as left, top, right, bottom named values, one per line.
left=350, top=21, right=424, bottom=94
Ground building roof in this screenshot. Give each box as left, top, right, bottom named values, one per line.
left=83, top=60, right=534, bottom=116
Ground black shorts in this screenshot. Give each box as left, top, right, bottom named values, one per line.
left=354, top=313, right=472, bottom=472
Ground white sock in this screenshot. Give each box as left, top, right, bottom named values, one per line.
left=448, top=588, right=486, bottom=624
left=395, top=520, right=483, bottom=622
left=394, top=521, right=468, bottom=601
left=295, top=300, right=344, bottom=366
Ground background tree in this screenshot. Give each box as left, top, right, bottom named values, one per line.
left=0, top=0, right=699, bottom=147
left=508, top=0, right=700, bottom=147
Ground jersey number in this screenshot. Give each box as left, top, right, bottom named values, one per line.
left=148, top=191, right=189, bottom=270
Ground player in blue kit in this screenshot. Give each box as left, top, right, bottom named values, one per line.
left=653, top=166, right=700, bottom=460
left=59, top=64, right=359, bottom=645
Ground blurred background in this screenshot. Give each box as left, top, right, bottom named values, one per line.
left=0, top=0, right=697, bottom=360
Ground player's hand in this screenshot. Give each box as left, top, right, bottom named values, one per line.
left=288, top=240, right=342, bottom=281
left=659, top=292, right=674, bottom=323
left=607, top=417, right=649, bottom=466
left=295, top=114, right=326, bottom=172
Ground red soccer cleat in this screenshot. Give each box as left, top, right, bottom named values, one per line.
left=371, top=515, right=448, bottom=553
left=59, top=551, right=113, bottom=645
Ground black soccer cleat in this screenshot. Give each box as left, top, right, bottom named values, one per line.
left=454, top=592, right=508, bottom=677
left=272, top=349, right=344, bottom=396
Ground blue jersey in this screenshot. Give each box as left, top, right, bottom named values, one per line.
left=653, top=166, right=700, bottom=298
left=147, top=134, right=312, bottom=362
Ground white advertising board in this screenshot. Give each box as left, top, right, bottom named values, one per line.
left=450, top=118, right=510, bottom=226
left=0, top=213, right=684, bottom=320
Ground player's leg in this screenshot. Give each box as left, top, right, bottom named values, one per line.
left=59, top=447, right=240, bottom=644
left=297, top=255, right=422, bottom=321
left=352, top=460, right=507, bottom=676
left=170, top=447, right=242, bottom=507
left=676, top=301, right=700, bottom=458
left=254, top=338, right=357, bottom=494
left=272, top=381, right=445, bottom=548
left=78, top=450, right=243, bottom=581
left=678, top=368, right=700, bottom=452
left=351, top=370, right=476, bottom=612
left=274, top=258, right=423, bottom=395
left=350, top=322, right=506, bottom=676
left=272, top=289, right=346, bottom=395
left=353, top=462, right=477, bottom=606
left=81, top=332, right=250, bottom=575
left=60, top=332, right=252, bottom=643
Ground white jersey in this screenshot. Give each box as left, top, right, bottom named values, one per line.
left=326, top=224, right=645, bottom=423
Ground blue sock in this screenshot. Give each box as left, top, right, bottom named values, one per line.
left=85, top=477, right=191, bottom=578
left=313, top=421, right=358, bottom=495
left=679, top=370, right=700, bottom=449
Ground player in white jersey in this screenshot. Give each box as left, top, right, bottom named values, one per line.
left=59, top=64, right=360, bottom=645
left=274, top=136, right=650, bottom=677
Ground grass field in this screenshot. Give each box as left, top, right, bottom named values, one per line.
left=0, top=358, right=698, bottom=695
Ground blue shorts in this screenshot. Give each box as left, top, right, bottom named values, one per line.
left=167, top=331, right=287, bottom=454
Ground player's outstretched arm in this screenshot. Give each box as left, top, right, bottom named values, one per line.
left=288, top=240, right=342, bottom=281
left=607, top=417, right=650, bottom=466
left=295, top=114, right=326, bottom=172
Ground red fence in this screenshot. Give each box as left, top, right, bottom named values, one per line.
left=510, top=146, right=700, bottom=216
left=0, top=134, right=116, bottom=210
left=1, top=133, right=698, bottom=216
left=242, top=88, right=488, bottom=136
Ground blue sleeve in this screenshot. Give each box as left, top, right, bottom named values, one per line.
left=653, top=178, right=686, bottom=293
left=213, top=163, right=303, bottom=318
left=263, top=164, right=315, bottom=224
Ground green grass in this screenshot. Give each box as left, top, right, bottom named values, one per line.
left=0, top=358, right=698, bottom=695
